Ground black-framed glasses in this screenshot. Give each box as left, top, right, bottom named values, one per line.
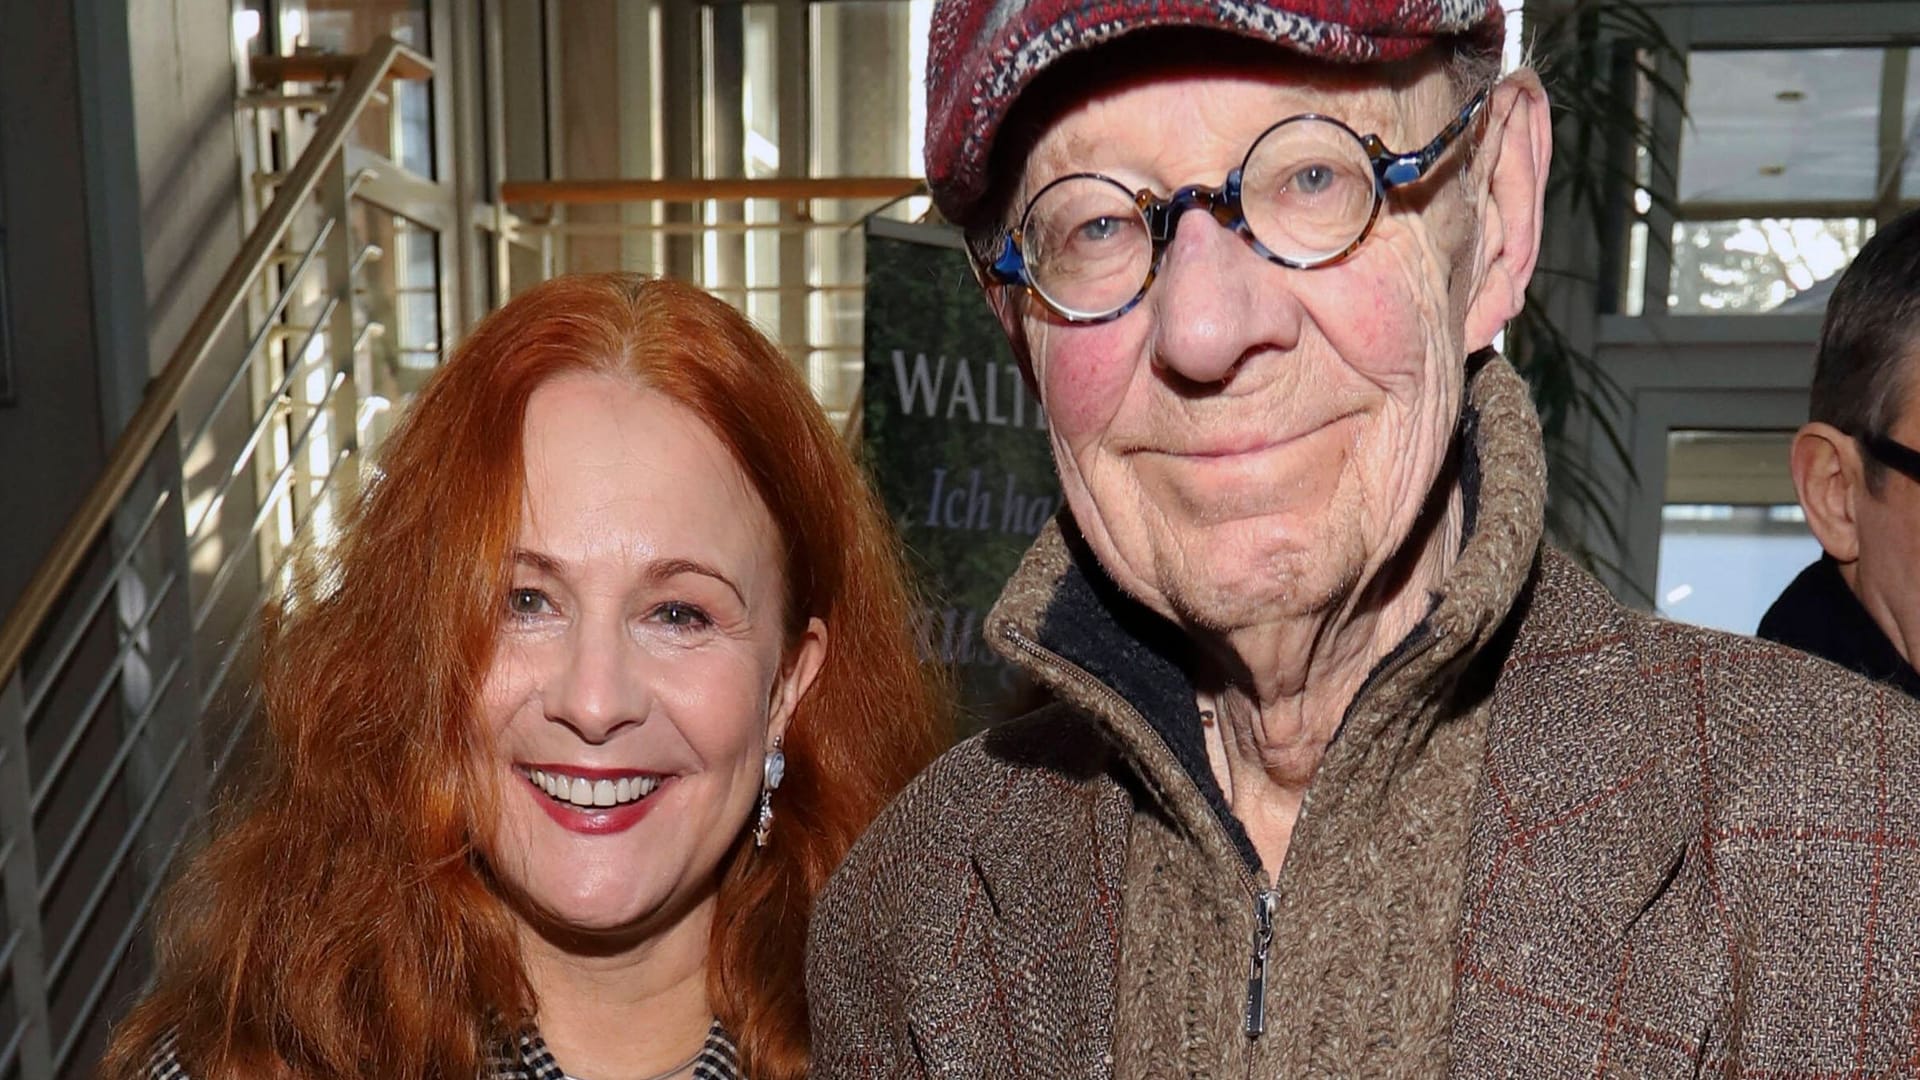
left=1858, top=432, right=1920, bottom=484
left=977, top=87, right=1490, bottom=324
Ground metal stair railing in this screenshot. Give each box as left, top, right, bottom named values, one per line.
left=0, top=36, right=429, bottom=1079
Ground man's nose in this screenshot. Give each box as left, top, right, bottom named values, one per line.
left=545, top=618, right=650, bottom=743
left=1148, top=209, right=1304, bottom=385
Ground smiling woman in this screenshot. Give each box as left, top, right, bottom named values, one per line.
left=96, top=275, right=948, bottom=1080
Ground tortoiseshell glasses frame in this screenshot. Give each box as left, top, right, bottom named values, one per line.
left=976, top=86, right=1491, bottom=325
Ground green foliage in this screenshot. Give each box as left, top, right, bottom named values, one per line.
left=1511, top=0, right=1685, bottom=589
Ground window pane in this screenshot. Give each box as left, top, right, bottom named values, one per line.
left=1623, top=220, right=1649, bottom=317
left=303, top=0, right=427, bottom=47
left=1668, top=217, right=1873, bottom=314
left=306, top=0, right=435, bottom=178
left=743, top=4, right=780, bottom=178
left=352, top=206, right=444, bottom=403
left=807, top=0, right=930, bottom=418
left=1658, top=430, right=1819, bottom=635
left=1657, top=505, right=1820, bottom=634
left=809, top=1, right=924, bottom=180
left=1679, top=49, right=1883, bottom=205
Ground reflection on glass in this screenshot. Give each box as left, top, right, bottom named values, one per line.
left=303, top=1, right=428, bottom=54
left=1623, top=220, right=1649, bottom=317
left=584, top=0, right=938, bottom=423
left=394, top=79, right=433, bottom=176
left=1659, top=429, right=1818, bottom=634
left=1680, top=49, right=1882, bottom=204
left=1665, top=429, right=1799, bottom=505
left=1657, top=504, right=1820, bottom=635
left=807, top=1, right=930, bottom=422
left=305, top=0, right=434, bottom=178
left=353, top=206, right=443, bottom=405
left=1667, top=217, right=1873, bottom=314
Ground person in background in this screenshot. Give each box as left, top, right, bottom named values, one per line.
left=1758, top=207, right=1920, bottom=698
left=807, top=1, right=1920, bottom=1075
left=100, top=274, right=946, bottom=1080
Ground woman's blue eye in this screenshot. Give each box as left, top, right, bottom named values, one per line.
left=656, top=602, right=710, bottom=630
left=507, top=588, right=551, bottom=617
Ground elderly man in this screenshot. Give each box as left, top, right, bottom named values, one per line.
left=1758, top=207, right=1920, bottom=698
left=810, top=1, right=1920, bottom=1074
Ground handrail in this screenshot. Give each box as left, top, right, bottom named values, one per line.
left=499, top=176, right=925, bottom=205
left=0, top=35, right=431, bottom=690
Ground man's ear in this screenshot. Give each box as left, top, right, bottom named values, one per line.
left=1791, top=422, right=1865, bottom=564
left=1464, top=71, right=1553, bottom=353
left=985, top=279, right=1019, bottom=339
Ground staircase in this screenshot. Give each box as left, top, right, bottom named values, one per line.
left=0, top=37, right=430, bottom=1078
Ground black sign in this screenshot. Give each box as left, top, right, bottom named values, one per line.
left=861, top=219, right=1063, bottom=729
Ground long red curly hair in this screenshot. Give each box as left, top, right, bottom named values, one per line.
left=98, top=274, right=948, bottom=1080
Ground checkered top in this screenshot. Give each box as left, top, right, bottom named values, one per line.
left=489, top=1020, right=739, bottom=1080
left=144, top=1021, right=741, bottom=1080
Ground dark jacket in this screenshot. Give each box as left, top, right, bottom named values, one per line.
left=1758, top=555, right=1920, bottom=699
left=807, top=357, right=1920, bottom=1077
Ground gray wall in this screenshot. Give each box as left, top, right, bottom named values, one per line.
left=0, top=0, right=246, bottom=615
left=132, top=0, right=246, bottom=371
left=0, top=3, right=114, bottom=616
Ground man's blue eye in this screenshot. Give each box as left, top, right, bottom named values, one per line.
left=1078, top=215, right=1125, bottom=242
left=1292, top=164, right=1337, bottom=195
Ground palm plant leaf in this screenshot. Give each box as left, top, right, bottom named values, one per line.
left=1513, top=0, right=1685, bottom=585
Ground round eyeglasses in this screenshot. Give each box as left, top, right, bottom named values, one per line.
left=977, top=88, right=1490, bottom=324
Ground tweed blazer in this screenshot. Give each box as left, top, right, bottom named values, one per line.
left=807, top=356, right=1920, bottom=1077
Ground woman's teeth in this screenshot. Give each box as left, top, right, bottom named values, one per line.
left=527, top=769, right=659, bottom=809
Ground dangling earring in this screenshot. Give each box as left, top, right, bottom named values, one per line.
left=754, top=736, right=785, bottom=848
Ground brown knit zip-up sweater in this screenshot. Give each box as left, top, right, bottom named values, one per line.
left=807, top=356, right=1920, bottom=1077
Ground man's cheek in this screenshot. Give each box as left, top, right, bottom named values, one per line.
left=1036, top=333, right=1135, bottom=437
left=1321, top=258, right=1448, bottom=383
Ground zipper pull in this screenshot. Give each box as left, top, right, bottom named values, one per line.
left=1243, top=889, right=1276, bottom=1038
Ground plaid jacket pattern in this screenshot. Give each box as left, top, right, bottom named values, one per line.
left=807, top=356, right=1920, bottom=1077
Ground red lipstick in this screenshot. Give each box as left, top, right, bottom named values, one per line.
left=516, top=765, right=671, bottom=836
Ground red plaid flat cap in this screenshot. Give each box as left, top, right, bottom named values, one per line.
left=926, top=0, right=1505, bottom=225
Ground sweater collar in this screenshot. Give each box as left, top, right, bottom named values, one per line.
left=984, top=351, right=1547, bottom=871
left=1759, top=556, right=1920, bottom=699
